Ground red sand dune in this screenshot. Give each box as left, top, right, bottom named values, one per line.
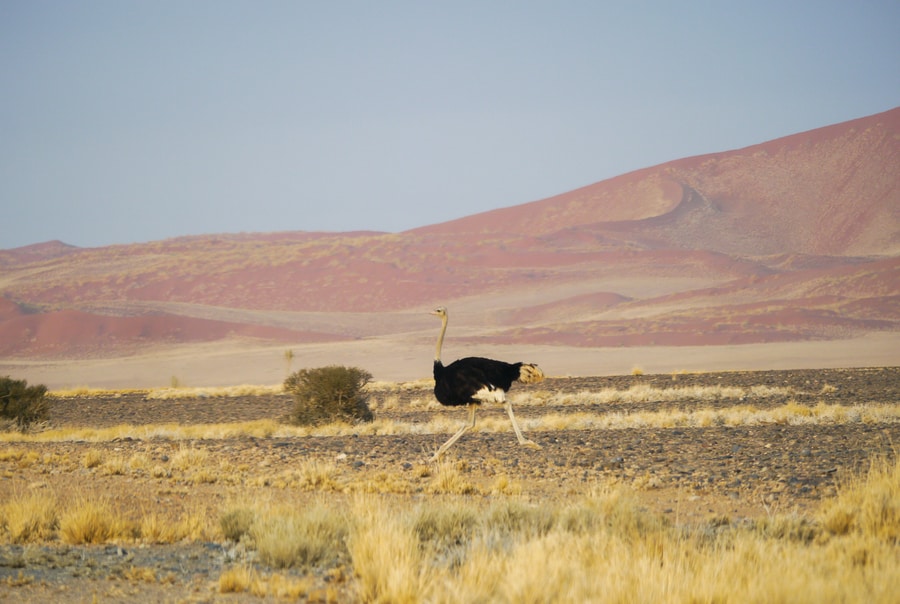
left=416, top=108, right=899, bottom=257
left=1, top=108, right=898, bottom=358
left=0, top=298, right=347, bottom=357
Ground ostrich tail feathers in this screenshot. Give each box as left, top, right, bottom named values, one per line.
left=518, top=363, right=545, bottom=384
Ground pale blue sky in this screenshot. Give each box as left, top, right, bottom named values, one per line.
left=2, top=1, right=898, bottom=249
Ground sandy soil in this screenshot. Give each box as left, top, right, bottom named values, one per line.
left=1, top=367, right=898, bottom=602
left=2, top=331, right=899, bottom=390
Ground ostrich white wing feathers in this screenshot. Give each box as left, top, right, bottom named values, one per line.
left=471, top=384, right=507, bottom=404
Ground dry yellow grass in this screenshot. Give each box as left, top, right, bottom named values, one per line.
left=819, top=455, right=900, bottom=541
left=510, top=383, right=792, bottom=407
left=3, top=378, right=899, bottom=601
left=368, top=378, right=433, bottom=392
left=348, top=495, right=428, bottom=604
left=5, top=400, right=895, bottom=447
left=250, top=501, right=348, bottom=569
left=427, top=460, right=479, bottom=495
left=338, top=466, right=900, bottom=603
left=145, top=383, right=284, bottom=400
left=139, top=511, right=182, bottom=544
left=59, top=494, right=128, bottom=544
left=1, top=486, right=218, bottom=546
left=218, top=566, right=317, bottom=598
left=218, top=565, right=254, bottom=593
left=0, top=488, right=58, bottom=543
left=169, top=444, right=209, bottom=470
left=0, top=451, right=897, bottom=601
left=81, top=448, right=103, bottom=468
left=51, top=380, right=796, bottom=407
left=50, top=383, right=286, bottom=400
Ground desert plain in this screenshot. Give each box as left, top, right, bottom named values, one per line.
left=0, top=363, right=898, bottom=602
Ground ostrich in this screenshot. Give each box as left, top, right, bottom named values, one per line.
left=429, top=306, right=544, bottom=461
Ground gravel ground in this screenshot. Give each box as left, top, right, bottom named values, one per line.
left=1, top=367, right=897, bottom=602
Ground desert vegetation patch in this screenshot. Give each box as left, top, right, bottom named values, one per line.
left=0, top=367, right=898, bottom=602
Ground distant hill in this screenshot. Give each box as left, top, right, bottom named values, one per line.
left=416, top=108, right=900, bottom=257
left=0, top=240, right=79, bottom=267
left=1, top=107, right=898, bottom=359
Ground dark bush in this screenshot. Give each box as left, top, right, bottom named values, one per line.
left=284, top=365, right=374, bottom=426
left=0, top=376, right=50, bottom=431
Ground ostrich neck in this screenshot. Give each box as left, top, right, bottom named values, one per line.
left=435, top=315, right=448, bottom=362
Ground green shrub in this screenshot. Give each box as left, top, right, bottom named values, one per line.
left=0, top=376, right=49, bottom=431
left=284, top=365, right=374, bottom=426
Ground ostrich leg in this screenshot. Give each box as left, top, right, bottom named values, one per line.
left=505, top=402, right=542, bottom=449
left=431, top=404, right=477, bottom=461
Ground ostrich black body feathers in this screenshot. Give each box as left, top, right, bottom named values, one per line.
left=433, top=357, right=525, bottom=407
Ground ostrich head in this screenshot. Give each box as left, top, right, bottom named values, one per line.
left=431, top=306, right=447, bottom=318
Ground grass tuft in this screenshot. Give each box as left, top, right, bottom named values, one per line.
left=819, top=455, right=900, bottom=541
left=250, top=502, right=348, bottom=569
left=1, top=489, right=58, bottom=543
left=428, top=460, right=479, bottom=495
left=348, top=496, right=427, bottom=604
left=59, top=495, right=127, bottom=544
left=220, top=507, right=255, bottom=542
left=82, top=448, right=103, bottom=468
